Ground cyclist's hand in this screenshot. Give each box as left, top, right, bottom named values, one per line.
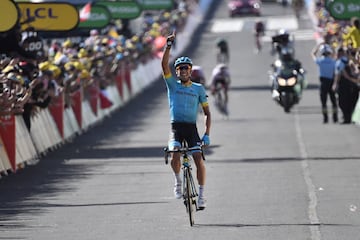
left=202, top=134, right=210, bottom=146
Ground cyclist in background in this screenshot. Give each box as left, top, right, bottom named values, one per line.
left=216, top=38, right=229, bottom=64
left=291, top=0, right=305, bottom=19
left=254, top=20, right=265, bottom=53
left=161, top=30, right=211, bottom=210
left=210, top=63, right=231, bottom=114
left=191, top=65, right=206, bottom=86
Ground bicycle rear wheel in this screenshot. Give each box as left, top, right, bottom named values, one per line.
left=184, top=168, right=195, bottom=226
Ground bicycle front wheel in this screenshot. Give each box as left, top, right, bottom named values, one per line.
left=184, top=168, right=195, bottom=226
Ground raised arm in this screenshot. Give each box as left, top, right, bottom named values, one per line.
left=161, top=31, right=176, bottom=76
left=311, top=42, right=322, bottom=61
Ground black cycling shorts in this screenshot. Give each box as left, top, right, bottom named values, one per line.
left=214, top=78, right=229, bottom=91
left=168, top=122, right=201, bottom=150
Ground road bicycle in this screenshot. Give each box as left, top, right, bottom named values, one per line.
left=163, top=142, right=205, bottom=226
left=213, top=84, right=228, bottom=116
left=216, top=51, right=229, bottom=64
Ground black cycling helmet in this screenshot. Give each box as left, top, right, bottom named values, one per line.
left=174, top=56, right=193, bottom=68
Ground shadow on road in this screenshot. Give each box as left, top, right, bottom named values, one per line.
left=195, top=222, right=356, bottom=228
left=208, top=156, right=360, bottom=164
left=228, top=83, right=319, bottom=92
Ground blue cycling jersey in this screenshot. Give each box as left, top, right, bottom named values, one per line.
left=164, top=74, right=208, bottom=123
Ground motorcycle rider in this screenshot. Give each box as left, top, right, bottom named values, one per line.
left=271, top=46, right=305, bottom=100
left=271, top=29, right=295, bottom=59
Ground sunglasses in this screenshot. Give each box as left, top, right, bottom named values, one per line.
left=177, top=65, right=190, bottom=71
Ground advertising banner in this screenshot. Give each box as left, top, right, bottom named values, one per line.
left=138, top=0, right=173, bottom=10
left=77, top=5, right=111, bottom=29
left=0, top=0, right=19, bottom=32
left=18, top=2, right=79, bottom=31
left=71, top=90, right=82, bottom=129
left=96, top=1, right=142, bottom=19
left=88, top=84, right=99, bottom=116
left=0, top=115, right=16, bottom=171
left=326, top=0, right=360, bottom=20
left=48, top=94, right=65, bottom=138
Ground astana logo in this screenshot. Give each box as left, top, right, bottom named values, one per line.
left=333, top=2, right=345, bottom=14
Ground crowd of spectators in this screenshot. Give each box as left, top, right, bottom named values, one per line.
left=312, top=0, right=360, bottom=123
left=314, top=0, right=359, bottom=67
left=0, top=0, right=198, bottom=131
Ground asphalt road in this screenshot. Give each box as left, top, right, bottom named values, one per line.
left=1, top=2, right=360, bottom=240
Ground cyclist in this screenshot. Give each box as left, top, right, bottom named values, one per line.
left=291, top=0, right=305, bottom=19
left=254, top=20, right=265, bottom=53
left=210, top=63, right=231, bottom=114
left=161, top=31, right=211, bottom=210
left=191, top=65, right=206, bottom=86
left=216, top=38, right=229, bottom=64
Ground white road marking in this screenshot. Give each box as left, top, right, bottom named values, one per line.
left=211, top=15, right=300, bottom=33
left=294, top=109, right=321, bottom=240
left=266, top=16, right=299, bottom=30
left=210, top=19, right=244, bottom=32
left=262, top=29, right=315, bottom=42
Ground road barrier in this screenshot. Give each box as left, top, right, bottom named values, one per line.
left=0, top=0, right=213, bottom=177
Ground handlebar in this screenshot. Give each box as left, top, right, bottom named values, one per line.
left=163, top=146, right=205, bottom=165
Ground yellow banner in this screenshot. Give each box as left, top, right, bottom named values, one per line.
left=18, top=3, right=79, bottom=31
left=0, top=0, right=19, bottom=32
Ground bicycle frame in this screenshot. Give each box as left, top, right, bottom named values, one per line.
left=164, top=143, right=204, bottom=226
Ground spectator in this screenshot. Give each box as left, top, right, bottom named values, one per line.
left=342, top=17, right=360, bottom=50
left=332, top=49, right=360, bottom=124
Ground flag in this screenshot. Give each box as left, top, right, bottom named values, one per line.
left=99, top=90, right=113, bottom=109
left=79, top=2, right=91, bottom=22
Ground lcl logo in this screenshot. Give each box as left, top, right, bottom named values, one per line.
left=21, top=7, right=59, bottom=19
left=17, top=3, right=79, bottom=31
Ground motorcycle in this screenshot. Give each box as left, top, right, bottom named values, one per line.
left=270, top=60, right=305, bottom=113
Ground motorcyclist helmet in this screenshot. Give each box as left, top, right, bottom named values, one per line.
left=278, top=29, right=289, bottom=36
left=174, top=56, right=193, bottom=68
left=276, top=29, right=290, bottom=44
left=319, top=44, right=333, bottom=55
